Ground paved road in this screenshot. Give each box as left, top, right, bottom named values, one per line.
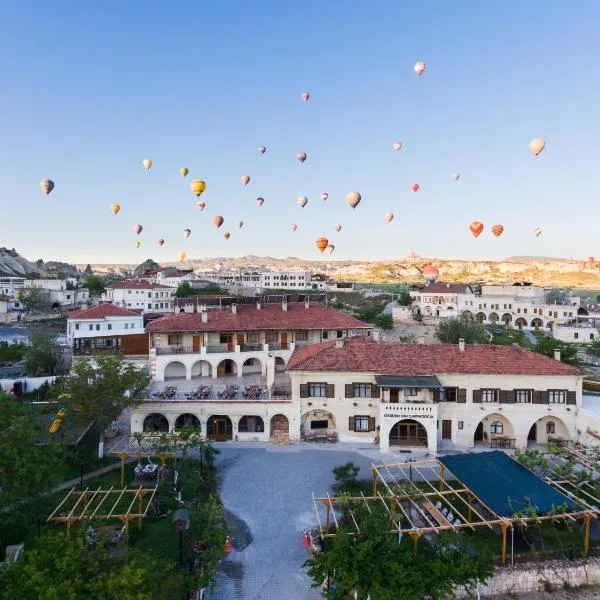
left=206, top=444, right=403, bottom=600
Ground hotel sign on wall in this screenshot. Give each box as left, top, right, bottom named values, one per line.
left=382, top=403, right=436, bottom=420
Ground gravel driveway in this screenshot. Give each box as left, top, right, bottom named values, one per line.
left=206, top=443, right=401, bottom=600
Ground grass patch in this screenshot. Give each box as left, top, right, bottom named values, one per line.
left=486, top=324, right=534, bottom=349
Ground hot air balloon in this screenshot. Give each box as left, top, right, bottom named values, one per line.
left=346, top=192, right=361, bottom=209
left=384, top=212, right=394, bottom=223
left=224, top=232, right=231, bottom=240
left=196, top=201, right=206, bottom=211
left=321, top=192, right=328, bottom=201
left=178, top=252, right=187, bottom=263
left=111, top=203, right=120, bottom=215
left=290, top=224, right=297, bottom=232
left=316, top=237, right=329, bottom=254
left=180, top=167, right=189, bottom=177
left=414, top=61, right=426, bottom=76
left=135, top=240, right=142, bottom=249
left=422, top=266, right=439, bottom=283
left=241, top=175, right=250, bottom=186
left=256, top=197, right=264, bottom=207
left=40, top=179, right=54, bottom=195
left=184, top=228, right=191, bottom=239
left=529, top=138, right=545, bottom=157
left=326, top=244, right=335, bottom=255
left=157, top=239, right=165, bottom=247
left=491, top=224, right=504, bottom=237
left=298, top=196, right=308, bottom=208
left=393, top=141, right=403, bottom=151
left=534, top=227, right=542, bottom=237
left=133, top=224, right=143, bottom=235
left=452, top=172, right=461, bottom=182
left=237, top=221, right=244, bottom=228
left=258, top=145, right=266, bottom=154
left=142, top=158, right=152, bottom=170
left=335, top=224, right=342, bottom=232
left=213, top=216, right=224, bottom=228
left=190, top=179, right=206, bottom=197
left=301, top=91, right=310, bottom=102
left=297, top=152, right=307, bottom=164
left=469, top=221, right=484, bottom=238
left=411, top=183, right=420, bottom=193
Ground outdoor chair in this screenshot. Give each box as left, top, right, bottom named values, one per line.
left=447, top=512, right=454, bottom=522
left=441, top=507, right=449, bottom=517
left=454, top=519, right=461, bottom=526
left=435, top=501, right=442, bottom=510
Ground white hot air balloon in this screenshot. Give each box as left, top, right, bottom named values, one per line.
left=335, top=224, right=342, bottom=232
left=452, top=172, right=461, bottom=182
left=393, top=141, right=403, bottom=151
left=414, top=61, right=426, bottom=76
left=321, top=192, right=328, bottom=201
left=529, top=138, right=546, bottom=157
left=290, top=224, right=297, bottom=232
left=298, top=196, right=308, bottom=208
left=534, top=227, right=543, bottom=238
left=384, top=212, right=394, bottom=223
left=346, top=192, right=361, bottom=209
left=142, top=158, right=153, bottom=170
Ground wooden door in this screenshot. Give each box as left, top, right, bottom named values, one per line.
left=281, top=332, right=288, bottom=349
left=442, top=420, right=452, bottom=440
left=390, top=388, right=399, bottom=403
left=192, top=335, right=201, bottom=352
left=237, top=333, right=244, bottom=348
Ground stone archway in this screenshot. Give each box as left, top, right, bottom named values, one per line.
left=207, top=415, right=233, bottom=441
left=514, top=318, right=527, bottom=329
left=216, top=359, right=237, bottom=377
left=488, top=312, right=499, bottom=323
left=301, top=409, right=336, bottom=433
left=164, top=361, right=186, bottom=380
left=527, top=416, right=570, bottom=446
left=473, top=413, right=515, bottom=446
left=175, top=414, right=201, bottom=430
left=191, top=360, right=212, bottom=379
left=531, top=318, right=543, bottom=330
left=501, top=313, right=512, bottom=326
left=476, top=312, right=486, bottom=323
left=388, top=419, right=427, bottom=448
left=238, top=415, right=265, bottom=433
left=270, top=414, right=290, bottom=440
left=274, top=357, right=286, bottom=372
left=242, top=357, right=262, bottom=375
left=143, top=413, right=169, bottom=433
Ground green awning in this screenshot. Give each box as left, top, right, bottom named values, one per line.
left=374, top=375, right=443, bottom=389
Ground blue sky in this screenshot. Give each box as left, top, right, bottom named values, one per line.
left=1, top=1, right=599, bottom=264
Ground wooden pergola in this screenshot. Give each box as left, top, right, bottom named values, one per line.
left=312, top=460, right=597, bottom=564
left=112, top=436, right=177, bottom=485
left=48, top=485, right=159, bottom=538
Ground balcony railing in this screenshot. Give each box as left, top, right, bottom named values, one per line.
left=240, top=343, right=263, bottom=352
left=149, top=385, right=291, bottom=401
left=73, top=347, right=123, bottom=356
left=206, top=345, right=229, bottom=353
left=155, top=346, right=193, bottom=355
left=267, top=343, right=289, bottom=351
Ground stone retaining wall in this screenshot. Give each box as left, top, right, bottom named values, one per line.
left=455, top=558, right=600, bottom=597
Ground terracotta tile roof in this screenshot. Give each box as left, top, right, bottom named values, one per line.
left=146, top=303, right=372, bottom=333
left=68, top=304, right=143, bottom=319
left=108, top=281, right=175, bottom=290
left=412, top=283, right=471, bottom=294
left=287, top=337, right=583, bottom=376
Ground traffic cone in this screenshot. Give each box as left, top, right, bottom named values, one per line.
left=225, top=536, right=232, bottom=554
left=303, top=530, right=311, bottom=549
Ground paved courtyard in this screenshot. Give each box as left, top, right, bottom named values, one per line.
left=205, top=443, right=406, bottom=600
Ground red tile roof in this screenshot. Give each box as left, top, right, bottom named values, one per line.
left=68, top=304, right=143, bottom=319
left=287, top=336, right=583, bottom=376
left=147, top=303, right=371, bottom=332
left=412, top=283, right=471, bottom=294
left=108, top=281, right=175, bottom=290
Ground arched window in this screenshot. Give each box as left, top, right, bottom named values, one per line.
left=546, top=421, right=556, bottom=435
left=490, top=421, right=503, bottom=435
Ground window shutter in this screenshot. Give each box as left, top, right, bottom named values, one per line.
left=500, top=390, right=514, bottom=404
left=345, top=384, right=354, bottom=398
left=533, top=391, right=546, bottom=404
left=472, top=389, right=482, bottom=403
left=326, top=384, right=335, bottom=398
left=300, top=384, right=308, bottom=398
left=457, top=389, right=467, bottom=403
left=432, top=389, right=440, bottom=403
left=371, top=385, right=381, bottom=398
left=368, top=417, right=376, bottom=432
left=348, top=416, right=355, bottom=432
left=567, top=391, right=576, bottom=405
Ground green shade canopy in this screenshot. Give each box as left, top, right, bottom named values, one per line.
left=374, top=375, right=443, bottom=389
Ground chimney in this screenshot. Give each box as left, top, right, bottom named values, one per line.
left=256, top=301, right=261, bottom=310
left=458, top=338, right=465, bottom=352
left=373, top=330, right=380, bottom=342
left=231, top=303, right=237, bottom=315
left=554, top=349, right=561, bottom=361
left=335, top=339, right=344, bottom=349
left=201, top=310, right=208, bottom=323
left=305, top=299, right=310, bottom=309
left=417, top=336, right=425, bottom=345
left=282, top=300, right=288, bottom=312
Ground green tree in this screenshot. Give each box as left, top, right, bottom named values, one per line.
left=374, top=313, right=393, bottom=330
left=588, top=339, right=600, bottom=358
left=332, top=462, right=360, bottom=490
left=533, top=336, right=581, bottom=366
left=397, top=291, right=413, bottom=306
left=175, top=281, right=195, bottom=297
left=0, top=341, right=26, bottom=366
left=0, top=533, right=168, bottom=600
left=59, top=355, right=149, bottom=457
left=17, top=287, right=51, bottom=313
left=545, top=288, right=571, bottom=305
left=305, top=511, right=494, bottom=600
left=24, top=328, right=64, bottom=376
left=435, top=313, right=487, bottom=344
left=83, top=274, right=105, bottom=295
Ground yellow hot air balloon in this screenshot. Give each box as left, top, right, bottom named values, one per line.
left=384, top=212, right=394, bottom=223
left=40, top=178, right=54, bottom=195
left=190, top=179, right=206, bottom=197
left=223, top=232, right=231, bottom=240
left=180, top=167, right=189, bottom=177
left=178, top=251, right=187, bottom=263
left=393, top=141, right=403, bottom=151
left=346, top=192, right=361, bottom=209
left=111, top=203, right=120, bottom=215
left=316, top=237, right=329, bottom=254
left=241, top=175, right=250, bottom=186
left=213, top=215, right=224, bottom=228
left=135, top=240, right=142, bottom=249
left=142, top=158, right=152, bottom=170
left=133, top=224, right=143, bottom=235
left=298, top=196, right=308, bottom=208
left=529, top=138, right=545, bottom=156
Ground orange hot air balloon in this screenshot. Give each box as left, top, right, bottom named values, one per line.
left=258, top=145, right=266, bottom=154
left=335, top=224, right=342, bottom=232
left=290, top=224, right=297, bottom=232
left=298, top=196, right=308, bottom=208
left=157, top=239, right=165, bottom=247
left=301, top=91, right=310, bottom=102
left=213, top=216, right=224, bottom=228
left=223, top=232, right=231, bottom=240
left=346, top=192, right=361, bottom=209
left=316, top=237, right=329, bottom=254
left=411, top=183, right=420, bottom=193
left=184, top=228, right=191, bottom=239
left=133, top=224, right=143, bottom=235
left=196, top=201, right=206, bottom=211
left=297, top=152, right=307, bottom=164
left=111, top=203, right=120, bottom=215
left=470, top=221, right=484, bottom=238
left=241, top=175, right=250, bottom=186
left=190, top=179, right=206, bottom=197
left=491, top=224, right=504, bottom=237
left=256, top=197, right=264, bottom=207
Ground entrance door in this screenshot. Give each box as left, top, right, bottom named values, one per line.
left=389, top=420, right=427, bottom=447
left=390, top=388, right=399, bottom=403
left=474, top=422, right=484, bottom=442
left=237, top=334, right=244, bottom=349
left=442, top=420, right=452, bottom=440
left=281, top=332, right=288, bottom=349
left=528, top=424, right=537, bottom=442
left=207, top=416, right=233, bottom=441
left=192, top=335, right=201, bottom=352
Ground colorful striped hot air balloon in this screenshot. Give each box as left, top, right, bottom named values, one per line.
left=470, top=221, right=484, bottom=238
left=316, top=237, right=329, bottom=254
left=491, top=224, right=504, bottom=237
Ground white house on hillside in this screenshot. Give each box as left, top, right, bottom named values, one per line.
left=102, top=281, right=175, bottom=314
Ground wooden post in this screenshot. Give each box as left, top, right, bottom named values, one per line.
left=500, top=522, right=509, bottom=565
left=584, top=513, right=592, bottom=556
left=120, top=453, right=126, bottom=486
left=138, top=493, right=143, bottom=530
left=439, top=464, right=445, bottom=492
left=410, top=532, right=419, bottom=557
left=371, top=467, right=377, bottom=497
left=325, top=503, right=331, bottom=531
left=66, top=519, right=72, bottom=539
left=466, top=491, right=473, bottom=523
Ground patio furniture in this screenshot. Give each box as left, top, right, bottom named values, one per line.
left=327, top=431, right=338, bottom=443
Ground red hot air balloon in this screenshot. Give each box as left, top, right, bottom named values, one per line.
left=316, top=237, right=329, bottom=253
left=411, top=183, right=420, bottom=193
left=197, top=201, right=206, bottom=211
left=213, top=216, right=224, bottom=228
left=470, top=221, right=484, bottom=238
left=491, top=224, right=504, bottom=237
